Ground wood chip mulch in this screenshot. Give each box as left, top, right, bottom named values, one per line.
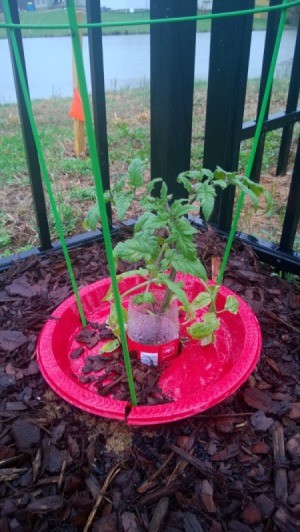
left=0, top=228, right=300, bottom=531
left=76, top=344, right=173, bottom=405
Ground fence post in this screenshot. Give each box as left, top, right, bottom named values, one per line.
left=5, top=0, right=52, bottom=250
left=250, top=0, right=281, bottom=183
left=150, top=0, right=197, bottom=198
left=279, top=138, right=300, bottom=252
left=86, top=0, right=111, bottom=223
left=276, top=18, right=300, bottom=176
left=203, top=0, right=254, bottom=231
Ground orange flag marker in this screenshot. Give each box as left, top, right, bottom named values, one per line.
left=69, top=88, right=84, bottom=122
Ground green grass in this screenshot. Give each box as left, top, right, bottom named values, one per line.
left=0, top=134, right=29, bottom=185
left=0, top=88, right=152, bottom=254
left=0, top=8, right=272, bottom=39
left=0, top=79, right=299, bottom=256
left=0, top=214, right=11, bottom=248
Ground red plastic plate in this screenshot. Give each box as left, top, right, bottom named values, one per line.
left=37, top=274, right=262, bottom=425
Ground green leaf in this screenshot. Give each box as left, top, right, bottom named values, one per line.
left=194, top=181, right=216, bottom=220
left=102, top=285, right=114, bottom=302
left=207, top=284, right=219, bottom=299
left=113, top=235, right=159, bottom=263
left=139, top=194, right=160, bottom=211
left=162, top=249, right=207, bottom=280
left=214, top=179, right=228, bottom=190
left=159, top=181, right=169, bottom=203
left=167, top=217, right=197, bottom=259
left=180, top=170, right=203, bottom=181
left=107, top=304, right=128, bottom=339
left=82, top=202, right=100, bottom=231
left=214, top=167, right=238, bottom=185
left=104, top=190, right=111, bottom=202
left=227, top=173, right=272, bottom=213
left=134, top=212, right=168, bottom=235
left=133, top=292, right=156, bottom=305
left=214, top=167, right=228, bottom=181
left=143, top=179, right=172, bottom=206
left=201, top=168, right=214, bottom=180
left=100, top=339, right=120, bottom=353
left=224, top=295, right=239, bottom=314
left=146, top=177, right=163, bottom=194
left=113, top=190, right=134, bottom=221
left=229, top=174, right=269, bottom=211
left=183, top=291, right=212, bottom=323
left=263, top=189, right=273, bottom=213
left=187, top=312, right=220, bottom=339
left=237, top=180, right=259, bottom=209
left=191, top=292, right=212, bottom=310
left=134, top=212, right=157, bottom=234
left=177, top=173, right=193, bottom=193
left=111, top=175, right=126, bottom=194
left=240, top=176, right=264, bottom=196
left=200, top=334, right=214, bottom=346
left=169, top=199, right=194, bottom=218
left=180, top=258, right=207, bottom=280
left=127, top=158, right=147, bottom=189
left=241, top=177, right=272, bottom=213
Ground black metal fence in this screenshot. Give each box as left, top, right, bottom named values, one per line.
left=1, top=0, right=300, bottom=274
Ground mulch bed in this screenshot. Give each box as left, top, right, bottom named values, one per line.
left=74, top=324, right=172, bottom=405
left=0, top=228, right=300, bottom=531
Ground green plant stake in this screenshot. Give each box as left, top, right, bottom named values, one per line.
left=66, top=0, right=137, bottom=406
left=3, top=0, right=86, bottom=328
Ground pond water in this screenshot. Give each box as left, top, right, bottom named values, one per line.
left=0, top=30, right=297, bottom=104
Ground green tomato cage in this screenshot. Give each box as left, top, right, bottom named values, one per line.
left=1, top=0, right=298, bottom=407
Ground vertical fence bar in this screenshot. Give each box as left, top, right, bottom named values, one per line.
left=3, top=0, right=87, bottom=327
left=276, top=18, right=300, bottom=175
left=250, top=0, right=281, bottom=182
left=203, top=0, right=254, bottom=231
left=217, top=0, right=289, bottom=284
left=86, top=0, right=111, bottom=223
left=5, top=0, right=52, bottom=251
left=279, top=138, right=300, bottom=252
left=150, top=0, right=197, bottom=198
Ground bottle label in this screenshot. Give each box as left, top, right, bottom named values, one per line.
left=140, top=351, right=158, bottom=366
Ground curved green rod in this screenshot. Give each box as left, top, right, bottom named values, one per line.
left=0, top=0, right=299, bottom=31
left=217, top=0, right=289, bottom=285
left=3, top=0, right=86, bottom=327
left=66, top=0, right=137, bottom=406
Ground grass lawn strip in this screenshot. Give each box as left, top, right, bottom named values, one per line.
left=0, top=80, right=299, bottom=256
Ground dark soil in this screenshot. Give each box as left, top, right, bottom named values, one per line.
left=0, top=228, right=300, bottom=532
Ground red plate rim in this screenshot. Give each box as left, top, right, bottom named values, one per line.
left=37, top=275, right=262, bottom=425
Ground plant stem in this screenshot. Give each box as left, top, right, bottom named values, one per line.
left=121, top=280, right=150, bottom=299
left=209, top=286, right=218, bottom=314
left=159, top=267, right=177, bottom=314
left=144, top=242, right=169, bottom=294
